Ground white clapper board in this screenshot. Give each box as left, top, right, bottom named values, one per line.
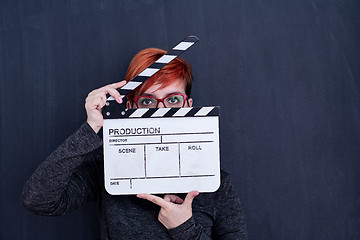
left=103, top=106, right=220, bottom=195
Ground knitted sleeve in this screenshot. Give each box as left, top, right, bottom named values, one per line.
left=22, top=122, right=103, bottom=216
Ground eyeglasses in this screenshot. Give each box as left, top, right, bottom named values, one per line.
left=133, top=93, right=188, bottom=108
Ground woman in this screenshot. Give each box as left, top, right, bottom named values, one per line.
left=23, top=48, right=248, bottom=239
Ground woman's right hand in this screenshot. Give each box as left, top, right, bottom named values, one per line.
left=85, top=80, right=127, bottom=133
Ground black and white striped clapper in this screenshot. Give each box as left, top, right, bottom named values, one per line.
left=116, top=106, right=219, bottom=119
left=103, top=35, right=199, bottom=119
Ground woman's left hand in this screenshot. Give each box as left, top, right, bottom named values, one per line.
left=137, top=191, right=199, bottom=229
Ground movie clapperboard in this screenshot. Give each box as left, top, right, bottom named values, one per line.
left=103, top=36, right=221, bottom=195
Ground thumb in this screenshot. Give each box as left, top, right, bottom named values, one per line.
left=183, top=191, right=199, bottom=208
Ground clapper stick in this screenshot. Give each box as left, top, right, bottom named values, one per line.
left=103, top=35, right=199, bottom=119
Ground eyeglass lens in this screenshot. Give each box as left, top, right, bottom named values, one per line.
left=137, top=94, right=185, bottom=108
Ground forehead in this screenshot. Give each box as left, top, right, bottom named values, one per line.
left=141, top=78, right=186, bottom=96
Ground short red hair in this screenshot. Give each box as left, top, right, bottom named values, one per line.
left=125, top=48, right=193, bottom=104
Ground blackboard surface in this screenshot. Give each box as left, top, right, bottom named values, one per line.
left=1, top=1, right=359, bottom=239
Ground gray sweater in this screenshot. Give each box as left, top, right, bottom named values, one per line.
left=22, top=123, right=248, bottom=239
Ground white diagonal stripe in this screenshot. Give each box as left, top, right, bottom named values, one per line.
left=173, top=107, right=192, bottom=117
left=194, top=107, right=214, bottom=116
left=173, top=42, right=194, bottom=50
left=106, top=95, right=125, bottom=101
left=138, top=68, right=160, bottom=77
left=155, top=55, right=177, bottom=64
left=151, top=108, right=171, bottom=117
left=122, top=81, right=142, bottom=90
left=129, top=109, right=149, bottom=118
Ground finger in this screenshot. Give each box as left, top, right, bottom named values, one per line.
left=107, top=80, right=127, bottom=102
left=163, top=195, right=184, bottom=204
left=86, top=92, right=105, bottom=103
left=105, top=87, right=123, bottom=104
left=88, top=87, right=122, bottom=104
left=86, top=90, right=108, bottom=103
left=91, top=86, right=121, bottom=102
left=183, top=191, right=199, bottom=208
left=94, top=98, right=106, bottom=110
left=85, top=96, right=106, bottom=111
left=137, top=194, right=171, bottom=209
left=108, top=80, right=127, bottom=89
left=88, top=80, right=127, bottom=103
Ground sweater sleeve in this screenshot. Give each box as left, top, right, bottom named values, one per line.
left=167, top=172, right=248, bottom=240
left=211, top=172, right=248, bottom=239
left=22, top=122, right=103, bottom=216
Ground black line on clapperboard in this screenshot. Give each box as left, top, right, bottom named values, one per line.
left=144, top=145, right=147, bottom=178
left=122, top=115, right=218, bottom=119
left=178, top=143, right=181, bottom=176
left=110, top=174, right=215, bottom=181
left=109, top=132, right=214, bottom=138
left=163, top=108, right=180, bottom=117
left=141, top=108, right=158, bottom=118
left=110, top=140, right=213, bottom=146
left=130, top=179, right=132, bottom=189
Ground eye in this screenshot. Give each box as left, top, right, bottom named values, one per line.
left=168, top=96, right=180, bottom=103
left=166, top=95, right=183, bottom=105
left=139, top=97, right=155, bottom=106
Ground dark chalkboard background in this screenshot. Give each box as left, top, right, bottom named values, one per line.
left=1, top=0, right=360, bottom=239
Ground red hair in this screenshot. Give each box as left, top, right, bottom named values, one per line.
left=125, top=48, right=193, bottom=104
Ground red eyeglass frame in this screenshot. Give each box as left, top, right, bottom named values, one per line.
left=133, top=93, right=188, bottom=108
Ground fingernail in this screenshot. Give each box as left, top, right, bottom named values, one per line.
left=118, top=97, right=123, bottom=103
left=136, top=194, right=142, bottom=198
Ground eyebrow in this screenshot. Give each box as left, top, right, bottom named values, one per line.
left=141, top=91, right=183, bottom=97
